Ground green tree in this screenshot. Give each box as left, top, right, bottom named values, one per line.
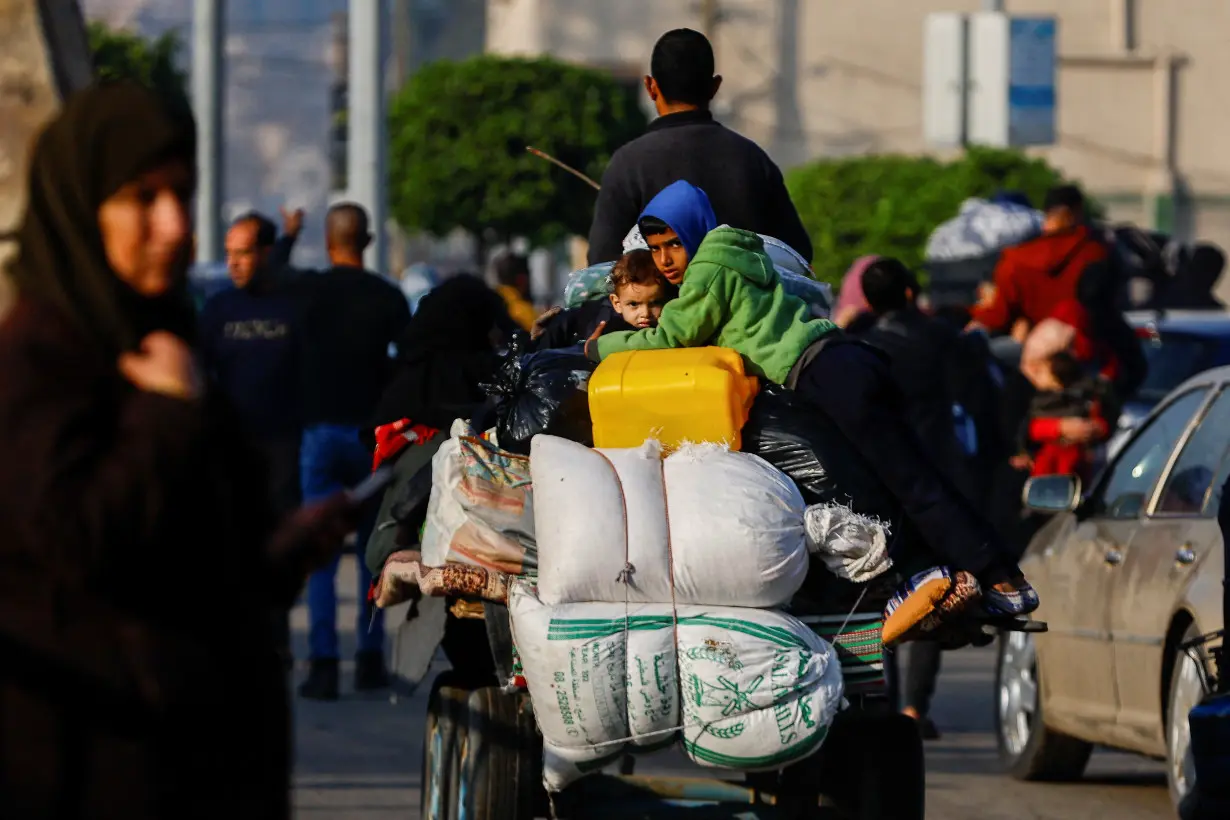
left=786, top=146, right=1088, bottom=287
left=388, top=55, right=646, bottom=249
left=87, top=21, right=190, bottom=115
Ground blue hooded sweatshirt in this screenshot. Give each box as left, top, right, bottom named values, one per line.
left=637, top=180, right=718, bottom=259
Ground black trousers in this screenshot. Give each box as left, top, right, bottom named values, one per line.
left=901, top=641, right=943, bottom=715
left=794, top=342, right=1015, bottom=580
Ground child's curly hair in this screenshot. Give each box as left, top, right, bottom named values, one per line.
left=608, top=248, right=667, bottom=293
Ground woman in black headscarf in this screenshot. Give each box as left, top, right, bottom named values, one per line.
left=368, top=273, right=516, bottom=435
left=0, top=82, right=354, bottom=819
left=362, top=275, right=513, bottom=685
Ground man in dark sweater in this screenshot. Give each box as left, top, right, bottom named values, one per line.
left=199, top=210, right=304, bottom=669
left=586, top=28, right=812, bottom=265
left=294, top=202, right=411, bottom=700
left=852, top=258, right=999, bottom=741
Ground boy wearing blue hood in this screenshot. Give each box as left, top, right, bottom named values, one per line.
left=588, top=180, right=1039, bottom=638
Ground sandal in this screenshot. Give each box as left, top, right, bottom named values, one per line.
left=882, top=567, right=982, bottom=648
left=982, top=581, right=1040, bottom=617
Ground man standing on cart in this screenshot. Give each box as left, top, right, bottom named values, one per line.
left=586, top=28, right=813, bottom=265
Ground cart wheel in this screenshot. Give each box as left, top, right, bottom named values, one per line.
left=813, top=711, right=925, bottom=820
left=421, top=672, right=471, bottom=820
left=457, top=685, right=544, bottom=820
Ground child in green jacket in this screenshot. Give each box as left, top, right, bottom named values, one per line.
left=586, top=180, right=1038, bottom=642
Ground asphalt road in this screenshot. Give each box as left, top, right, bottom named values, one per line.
left=291, top=557, right=1176, bottom=819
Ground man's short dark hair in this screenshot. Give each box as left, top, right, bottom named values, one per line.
left=232, top=211, right=276, bottom=247
left=650, top=29, right=716, bottom=107
left=1043, top=184, right=1085, bottom=215
left=492, top=251, right=530, bottom=286
left=861, top=257, right=919, bottom=314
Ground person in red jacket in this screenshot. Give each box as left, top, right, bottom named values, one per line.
left=971, top=185, right=1109, bottom=334
left=1023, top=351, right=1109, bottom=480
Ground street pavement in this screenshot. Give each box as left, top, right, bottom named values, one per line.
left=291, top=557, right=1176, bottom=819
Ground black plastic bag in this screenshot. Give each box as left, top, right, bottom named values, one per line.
left=742, top=385, right=900, bottom=520
left=742, top=385, right=940, bottom=589
left=484, top=338, right=596, bottom=455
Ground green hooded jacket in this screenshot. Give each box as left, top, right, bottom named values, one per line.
left=595, top=227, right=837, bottom=384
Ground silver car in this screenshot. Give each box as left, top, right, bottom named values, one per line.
left=997, top=365, right=1228, bottom=811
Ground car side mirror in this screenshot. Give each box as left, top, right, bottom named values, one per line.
left=1023, top=474, right=1081, bottom=514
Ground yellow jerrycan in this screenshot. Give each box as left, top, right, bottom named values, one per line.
left=588, top=347, right=760, bottom=450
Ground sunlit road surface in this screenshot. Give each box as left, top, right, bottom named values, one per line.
left=291, top=557, right=1174, bottom=819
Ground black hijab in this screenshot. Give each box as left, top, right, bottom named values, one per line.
left=395, top=273, right=517, bottom=360
left=368, top=274, right=515, bottom=433
left=7, top=81, right=198, bottom=359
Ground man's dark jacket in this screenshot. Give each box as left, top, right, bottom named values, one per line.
left=856, top=307, right=992, bottom=500
left=587, top=110, right=812, bottom=264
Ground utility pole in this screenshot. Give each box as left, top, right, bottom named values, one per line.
left=192, top=0, right=225, bottom=264
left=328, top=12, right=348, bottom=194
left=389, top=0, right=413, bottom=275
left=347, top=0, right=387, bottom=273
left=392, top=0, right=413, bottom=83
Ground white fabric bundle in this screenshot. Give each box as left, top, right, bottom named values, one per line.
left=530, top=437, right=809, bottom=608
left=420, top=420, right=535, bottom=574
left=924, top=197, right=1043, bottom=262
left=510, top=583, right=844, bottom=791
left=803, top=503, right=893, bottom=584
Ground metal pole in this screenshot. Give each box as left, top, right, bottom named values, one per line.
left=700, top=0, right=720, bottom=63
left=347, top=0, right=387, bottom=273
left=982, top=0, right=1005, bottom=10
left=192, top=0, right=224, bottom=264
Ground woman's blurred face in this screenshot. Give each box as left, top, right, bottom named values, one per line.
left=97, top=159, right=193, bottom=297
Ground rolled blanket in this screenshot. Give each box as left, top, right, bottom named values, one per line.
left=375, top=550, right=511, bottom=608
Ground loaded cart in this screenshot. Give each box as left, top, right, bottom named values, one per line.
left=397, top=345, right=1044, bottom=820
left=421, top=579, right=920, bottom=820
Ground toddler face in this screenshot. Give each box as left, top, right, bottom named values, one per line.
left=610, top=281, right=668, bottom=329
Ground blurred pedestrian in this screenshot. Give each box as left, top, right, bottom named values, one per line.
left=833, top=254, right=879, bottom=331
left=493, top=250, right=537, bottom=332
left=295, top=203, right=412, bottom=700
left=0, top=81, right=356, bottom=820
left=586, top=27, right=812, bottom=264
left=970, top=185, right=1108, bottom=335
left=199, top=210, right=306, bottom=666
left=853, top=258, right=996, bottom=738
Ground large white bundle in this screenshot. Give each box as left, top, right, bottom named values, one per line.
left=531, top=437, right=808, bottom=608
left=510, top=584, right=843, bottom=791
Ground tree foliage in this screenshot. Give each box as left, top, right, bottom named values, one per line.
left=87, top=21, right=190, bottom=115
left=786, top=146, right=1089, bottom=286
left=388, top=55, right=646, bottom=246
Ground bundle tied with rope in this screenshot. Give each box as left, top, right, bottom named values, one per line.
left=509, top=435, right=848, bottom=792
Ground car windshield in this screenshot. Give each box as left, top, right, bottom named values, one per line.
left=1136, top=332, right=1219, bottom=403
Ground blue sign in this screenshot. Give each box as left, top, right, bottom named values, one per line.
left=1008, top=18, right=1057, bottom=146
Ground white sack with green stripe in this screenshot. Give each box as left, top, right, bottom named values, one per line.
left=510, top=583, right=843, bottom=791
left=530, top=436, right=809, bottom=608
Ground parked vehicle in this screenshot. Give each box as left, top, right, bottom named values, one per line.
left=998, top=365, right=1230, bottom=809
left=1107, top=310, right=1230, bottom=455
